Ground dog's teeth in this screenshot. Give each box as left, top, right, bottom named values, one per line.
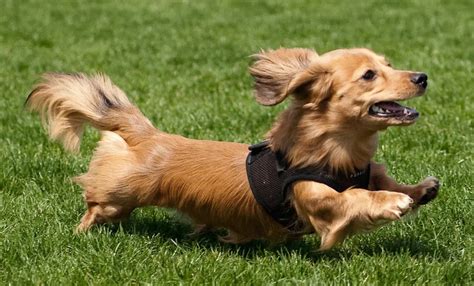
left=371, top=106, right=382, bottom=113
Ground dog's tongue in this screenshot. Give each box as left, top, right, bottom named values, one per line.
left=374, top=101, right=404, bottom=111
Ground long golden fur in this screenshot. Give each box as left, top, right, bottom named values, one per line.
left=26, top=48, right=439, bottom=250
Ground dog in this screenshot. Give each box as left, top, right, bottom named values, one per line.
left=26, top=48, right=439, bottom=250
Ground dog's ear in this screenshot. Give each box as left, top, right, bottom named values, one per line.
left=249, top=48, right=319, bottom=106
left=292, top=64, right=333, bottom=107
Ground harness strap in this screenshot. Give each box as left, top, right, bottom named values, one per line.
left=246, top=141, right=370, bottom=233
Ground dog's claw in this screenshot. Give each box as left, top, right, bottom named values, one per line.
left=418, top=176, right=440, bottom=205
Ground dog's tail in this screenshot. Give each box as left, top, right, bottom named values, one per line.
left=26, top=73, right=155, bottom=152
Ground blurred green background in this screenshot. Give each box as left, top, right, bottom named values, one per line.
left=0, top=0, right=472, bottom=284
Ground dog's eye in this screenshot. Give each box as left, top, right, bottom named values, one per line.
left=362, top=70, right=376, bottom=80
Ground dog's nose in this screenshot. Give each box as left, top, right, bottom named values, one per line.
left=411, top=73, right=428, bottom=89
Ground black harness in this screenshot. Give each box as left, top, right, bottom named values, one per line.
left=246, top=141, right=370, bottom=232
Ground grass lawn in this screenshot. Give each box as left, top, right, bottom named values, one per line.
left=1, top=0, right=473, bottom=284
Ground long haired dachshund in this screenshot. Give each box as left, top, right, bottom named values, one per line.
left=26, top=48, right=439, bottom=250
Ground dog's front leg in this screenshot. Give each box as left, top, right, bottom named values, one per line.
left=369, top=161, right=440, bottom=205
left=292, top=181, right=413, bottom=250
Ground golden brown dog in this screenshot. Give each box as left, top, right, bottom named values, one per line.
left=26, top=48, right=439, bottom=250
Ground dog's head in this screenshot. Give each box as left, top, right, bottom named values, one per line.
left=250, top=48, right=427, bottom=130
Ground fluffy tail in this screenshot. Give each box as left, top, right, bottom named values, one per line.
left=26, top=73, right=155, bottom=152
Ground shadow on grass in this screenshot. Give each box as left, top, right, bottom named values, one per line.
left=103, top=211, right=449, bottom=262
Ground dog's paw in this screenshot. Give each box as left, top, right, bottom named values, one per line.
left=417, top=176, right=440, bottom=205
left=187, top=224, right=213, bottom=238
left=218, top=230, right=252, bottom=244
left=380, top=193, right=414, bottom=222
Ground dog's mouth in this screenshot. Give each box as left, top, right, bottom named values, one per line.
left=369, top=101, right=419, bottom=121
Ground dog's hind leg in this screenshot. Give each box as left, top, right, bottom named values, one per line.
left=187, top=224, right=214, bottom=238
left=218, top=230, right=252, bottom=244
left=75, top=203, right=101, bottom=233
left=74, top=131, right=139, bottom=232
left=75, top=202, right=134, bottom=233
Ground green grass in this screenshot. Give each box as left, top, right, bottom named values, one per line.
left=1, top=0, right=473, bottom=284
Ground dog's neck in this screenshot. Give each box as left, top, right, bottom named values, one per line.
left=266, top=104, right=378, bottom=174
